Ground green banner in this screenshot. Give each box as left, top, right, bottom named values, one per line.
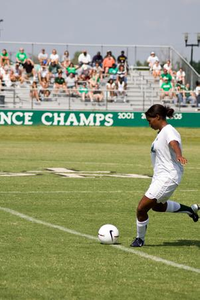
left=0, top=110, right=200, bottom=127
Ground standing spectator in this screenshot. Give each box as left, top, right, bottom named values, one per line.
left=16, top=48, right=28, bottom=65
left=147, top=51, right=159, bottom=71
left=78, top=50, right=92, bottom=67
left=176, top=68, right=186, bottom=85
left=92, top=51, right=103, bottom=67
left=102, top=53, right=116, bottom=75
left=0, top=49, right=10, bottom=67
left=49, top=49, right=60, bottom=64
left=38, top=49, right=48, bottom=65
left=152, top=60, right=162, bottom=81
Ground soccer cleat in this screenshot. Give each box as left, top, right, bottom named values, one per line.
left=130, top=237, right=144, bottom=247
left=189, top=204, right=200, bottom=222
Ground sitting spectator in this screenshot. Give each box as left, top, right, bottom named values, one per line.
left=176, top=68, right=186, bottom=85
left=89, top=83, right=104, bottom=103
left=78, top=82, right=90, bottom=102
left=176, top=82, right=196, bottom=106
left=152, top=60, right=162, bottom=81
left=175, top=81, right=187, bottom=105
left=23, top=58, right=36, bottom=80
left=102, top=52, right=116, bottom=75
left=53, top=70, right=68, bottom=96
left=89, top=69, right=100, bottom=89
left=39, top=77, right=51, bottom=100
left=0, top=49, right=10, bottom=67
left=10, top=63, right=24, bottom=84
left=194, top=81, right=200, bottom=106
left=66, top=62, right=78, bottom=77
left=163, top=59, right=173, bottom=75
left=61, top=50, right=71, bottom=68
left=78, top=50, right=92, bottom=67
left=93, top=62, right=103, bottom=80
left=160, top=68, right=172, bottom=85
left=108, top=63, right=118, bottom=81
left=160, top=78, right=174, bottom=100
left=78, top=64, right=92, bottom=82
left=48, top=61, right=61, bottom=83
left=30, top=81, right=40, bottom=103
left=92, top=51, right=103, bottom=67
left=117, top=50, right=128, bottom=69
left=16, top=48, right=28, bottom=65
left=1, top=66, right=12, bottom=88
left=116, top=64, right=127, bottom=85
left=116, top=77, right=127, bottom=102
left=38, top=63, right=49, bottom=82
left=147, top=51, right=159, bottom=71
left=38, top=49, right=48, bottom=65
left=49, top=49, right=60, bottom=64
left=65, top=73, right=77, bottom=95
left=106, top=78, right=117, bottom=101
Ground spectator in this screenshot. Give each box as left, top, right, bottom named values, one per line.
left=117, top=50, right=128, bottom=69
left=61, top=50, right=71, bottom=68
left=53, top=70, right=68, bottom=96
left=160, top=68, right=172, bottom=85
left=89, top=69, right=100, bottom=89
left=78, top=50, right=92, bottom=67
left=89, top=83, right=104, bottom=103
left=176, top=68, right=186, bottom=85
left=23, top=58, right=36, bottom=80
left=194, top=81, right=200, bottom=106
left=78, top=82, right=90, bottom=102
left=38, top=49, right=48, bottom=65
left=10, top=63, right=24, bottom=84
left=16, top=48, right=28, bottom=65
left=163, top=59, right=173, bottom=75
left=65, top=73, right=77, bottom=95
left=108, top=63, right=118, bottom=81
left=66, top=62, right=78, bottom=77
left=116, top=77, right=127, bottom=102
left=49, top=49, right=60, bottom=64
left=116, top=64, right=127, bottom=85
left=92, top=62, right=103, bottom=80
left=0, top=49, right=10, bottom=67
left=92, top=51, right=103, bottom=67
left=30, top=81, right=40, bottom=103
left=48, top=61, right=61, bottom=83
left=102, top=52, right=115, bottom=75
left=152, top=60, right=162, bottom=81
left=39, top=77, right=50, bottom=100
left=176, top=82, right=196, bottom=106
left=160, top=78, right=174, bottom=100
left=1, top=66, right=12, bottom=88
left=38, top=63, right=49, bottom=82
left=147, top=51, right=159, bottom=71
left=106, top=78, right=117, bottom=101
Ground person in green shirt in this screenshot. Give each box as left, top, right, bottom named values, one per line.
left=78, top=82, right=90, bottom=102
left=0, top=49, right=10, bottom=66
left=53, top=70, right=68, bottom=96
left=160, top=68, right=172, bottom=84
left=16, top=48, right=28, bottom=65
left=160, top=78, right=174, bottom=100
left=108, top=63, right=118, bottom=81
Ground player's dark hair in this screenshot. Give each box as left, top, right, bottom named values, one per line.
left=145, top=104, right=174, bottom=119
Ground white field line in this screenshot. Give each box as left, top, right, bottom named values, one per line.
left=0, top=206, right=199, bottom=275
left=0, top=189, right=199, bottom=195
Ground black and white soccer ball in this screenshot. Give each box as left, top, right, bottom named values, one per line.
left=98, top=224, right=119, bottom=244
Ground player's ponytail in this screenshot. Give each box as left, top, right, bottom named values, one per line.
left=145, top=104, right=174, bottom=119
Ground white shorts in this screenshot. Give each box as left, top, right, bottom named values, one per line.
left=145, top=177, right=178, bottom=203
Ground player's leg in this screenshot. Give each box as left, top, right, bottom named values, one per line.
left=130, top=195, right=156, bottom=247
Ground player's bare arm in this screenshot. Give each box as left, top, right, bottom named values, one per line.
left=169, top=140, right=187, bottom=165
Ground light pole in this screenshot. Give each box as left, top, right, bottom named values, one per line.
left=0, top=19, right=3, bottom=38
left=184, top=32, right=200, bottom=66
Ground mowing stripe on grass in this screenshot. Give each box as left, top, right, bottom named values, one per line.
left=0, top=206, right=200, bottom=275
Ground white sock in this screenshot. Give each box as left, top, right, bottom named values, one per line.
left=166, top=200, right=181, bottom=212
left=136, top=218, right=149, bottom=241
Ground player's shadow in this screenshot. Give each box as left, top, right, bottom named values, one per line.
left=148, top=240, right=200, bottom=248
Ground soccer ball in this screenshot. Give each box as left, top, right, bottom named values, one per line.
left=98, top=224, right=119, bottom=244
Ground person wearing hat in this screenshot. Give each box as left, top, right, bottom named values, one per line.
left=147, top=51, right=159, bottom=71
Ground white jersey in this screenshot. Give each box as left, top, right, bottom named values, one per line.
left=151, top=124, right=183, bottom=184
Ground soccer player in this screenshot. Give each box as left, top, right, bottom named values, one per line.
left=130, top=104, right=199, bottom=247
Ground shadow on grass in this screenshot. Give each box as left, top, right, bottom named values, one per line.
left=147, top=240, right=200, bottom=248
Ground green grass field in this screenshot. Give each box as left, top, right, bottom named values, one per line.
left=0, top=126, right=200, bottom=300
